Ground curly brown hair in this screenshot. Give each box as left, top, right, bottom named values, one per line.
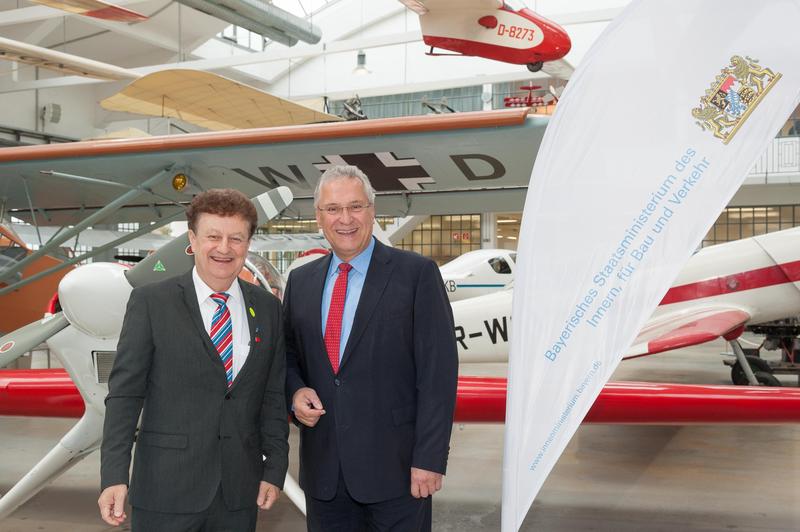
left=186, top=189, right=258, bottom=237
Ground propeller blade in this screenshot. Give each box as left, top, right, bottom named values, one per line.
left=126, top=187, right=293, bottom=288
left=0, top=312, right=69, bottom=367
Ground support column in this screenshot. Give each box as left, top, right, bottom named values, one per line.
left=481, top=212, right=496, bottom=249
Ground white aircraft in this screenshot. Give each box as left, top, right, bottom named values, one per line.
left=453, top=226, right=800, bottom=386
left=439, top=248, right=516, bottom=302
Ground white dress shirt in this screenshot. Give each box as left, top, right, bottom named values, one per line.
left=193, top=267, right=251, bottom=381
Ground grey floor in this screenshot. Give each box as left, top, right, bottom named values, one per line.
left=1, top=336, right=799, bottom=531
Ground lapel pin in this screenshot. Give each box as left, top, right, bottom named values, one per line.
left=249, top=307, right=256, bottom=317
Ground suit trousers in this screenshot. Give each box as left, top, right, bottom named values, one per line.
left=131, top=484, right=258, bottom=532
left=306, top=470, right=432, bottom=532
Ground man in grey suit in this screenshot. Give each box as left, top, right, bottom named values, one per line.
left=98, top=189, right=289, bottom=531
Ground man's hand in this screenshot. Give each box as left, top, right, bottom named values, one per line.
left=257, top=481, right=280, bottom=510
left=98, top=484, right=128, bottom=526
left=410, top=467, right=443, bottom=499
left=292, top=387, right=326, bottom=427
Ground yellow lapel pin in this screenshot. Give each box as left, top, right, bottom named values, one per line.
left=249, top=307, right=256, bottom=318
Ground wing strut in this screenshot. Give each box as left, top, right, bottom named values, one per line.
left=0, top=212, right=183, bottom=296
left=0, top=165, right=179, bottom=284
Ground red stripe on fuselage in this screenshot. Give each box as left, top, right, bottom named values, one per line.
left=660, top=260, right=800, bottom=306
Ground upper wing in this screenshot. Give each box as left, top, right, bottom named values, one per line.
left=100, top=70, right=342, bottom=131
left=624, top=307, right=751, bottom=359
left=30, top=0, right=148, bottom=22
left=0, top=108, right=543, bottom=226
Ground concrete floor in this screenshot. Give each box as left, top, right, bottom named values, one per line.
left=1, top=336, right=799, bottom=531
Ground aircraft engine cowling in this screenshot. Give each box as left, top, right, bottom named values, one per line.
left=59, top=262, right=132, bottom=339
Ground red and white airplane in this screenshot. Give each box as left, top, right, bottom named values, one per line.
left=400, top=0, right=571, bottom=72
left=453, top=226, right=800, bottom=386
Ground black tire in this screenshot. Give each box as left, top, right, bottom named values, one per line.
left=526, top=61, right=543, bottom=72
left=753, top=371, right=781, bottom=386
left=730, top=356, right=773, bottom=385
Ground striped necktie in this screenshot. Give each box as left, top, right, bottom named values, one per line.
left=210, top=291, right=234, bottom=386
left=324, top=262, right=352, bottom=374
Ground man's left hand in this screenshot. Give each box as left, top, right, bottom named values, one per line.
left=257, top=481, right=280, bottom=510
left=410, top=467, right=443, bottom=498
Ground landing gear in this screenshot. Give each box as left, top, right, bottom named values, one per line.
left=724, top=320, right=800, bottom=386
left=526, top=61, right=543, bottom=72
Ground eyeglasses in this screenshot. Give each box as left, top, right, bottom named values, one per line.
left=317, top=203, right=372, bottom=216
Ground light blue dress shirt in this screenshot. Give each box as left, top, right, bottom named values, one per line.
left=321, top=236, right=376, bottom=362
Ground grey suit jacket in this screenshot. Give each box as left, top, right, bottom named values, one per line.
left=100, top=271, right=289, bottom=513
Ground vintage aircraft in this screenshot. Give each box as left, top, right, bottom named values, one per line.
left=0, top=107, right=543, bottom=297
left=439, top=248, right=516, bottom=302
left=399, top=0, right=572, bottom=73
left=453, top=226, right=800, bottom=386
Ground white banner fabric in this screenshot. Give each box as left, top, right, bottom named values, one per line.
left=501, top=0, right=800, bottom=530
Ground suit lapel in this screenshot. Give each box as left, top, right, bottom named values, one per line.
left=178, top=272, right=225, bottom=371
left=312, top=254, right=332, bottom=350
left=230, top=280, right=259, bottom=389
left=340, top=241, right=394, bottom=369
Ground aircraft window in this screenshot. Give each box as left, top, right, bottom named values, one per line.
left=509, top=252, right=517, bottom=264
left=489, top=257, right=512, bottom=274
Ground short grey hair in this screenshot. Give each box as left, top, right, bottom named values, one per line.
left=313, top=165, right=376, bottom=207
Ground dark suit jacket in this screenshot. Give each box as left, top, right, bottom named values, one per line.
left=284, top=239, right=458, bottom=503
left=100, top=271, right=289, bottom=513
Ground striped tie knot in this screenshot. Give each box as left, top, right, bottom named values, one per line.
left=211, top=291, right=230, bottom=306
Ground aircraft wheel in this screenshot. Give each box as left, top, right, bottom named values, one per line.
left=730, top=356, right=772, bottom=385
left=526, top=61, right=544, bottom=72
left=753, top=371, right=782, bottom=386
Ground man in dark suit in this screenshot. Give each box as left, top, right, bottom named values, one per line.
left=284, top=165, right=458, bottom=531
left=98, top=189, right=289, bottom=531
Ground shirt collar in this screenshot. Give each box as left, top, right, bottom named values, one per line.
left=329, top=236, right=376, bottom=278
left=192, top=266, right=243, bottom=303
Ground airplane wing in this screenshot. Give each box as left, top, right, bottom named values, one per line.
left=100, top=70, right=343, bottom=131
left=0, top=108, right=544, bottom=226
left=624, top=308, right=750, bottom=359
left=30, top=0, right=148, bottom=22
left=0, top=36, right=137, bottom=80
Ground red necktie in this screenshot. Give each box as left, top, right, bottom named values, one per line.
left=324, top=262, right=352, bottom=374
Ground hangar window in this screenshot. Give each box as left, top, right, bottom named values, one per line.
left=702, top=205, right=800, bottom=247
left=396, top=214, right=481, bottom=265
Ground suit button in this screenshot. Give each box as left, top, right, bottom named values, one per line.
left=334, top=378, right=341, bottom=386
left=225, top=393, right=231, bottom=400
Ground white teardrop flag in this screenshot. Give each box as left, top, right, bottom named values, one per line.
left=502, top=0, right=800, bottom=529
